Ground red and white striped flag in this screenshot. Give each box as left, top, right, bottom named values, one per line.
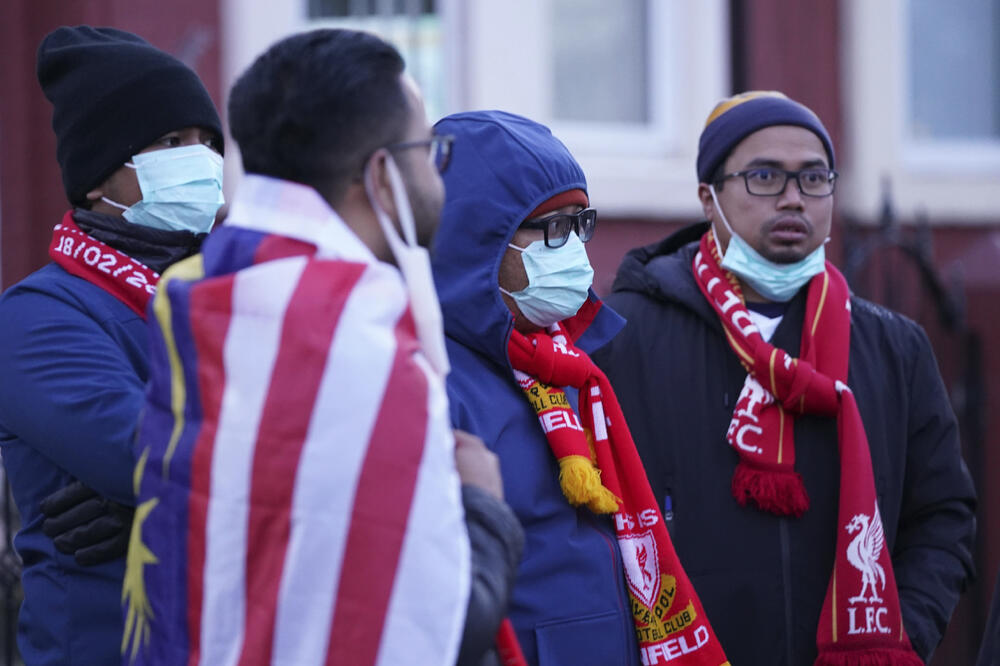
left=123, top=176, right=470, bottom=666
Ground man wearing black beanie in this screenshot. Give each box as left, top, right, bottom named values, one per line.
left=0, top=25, right=223, bottom=665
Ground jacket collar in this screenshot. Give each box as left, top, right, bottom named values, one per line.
left=612, top=222, right=717, bottom=321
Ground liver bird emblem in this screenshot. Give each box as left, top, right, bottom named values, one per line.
left=620, top=531, right=660, bottom=608
left=636, top=544, right=653, bottom=588
left=845, top=501, right=886, bottom=604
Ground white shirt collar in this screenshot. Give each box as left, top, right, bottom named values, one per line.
left=747, top=309, right=783, bottom=342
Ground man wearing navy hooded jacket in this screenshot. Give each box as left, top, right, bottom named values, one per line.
left=0, top=26, right=224, bottom=664
left=431, top=110, right=642, bottom=666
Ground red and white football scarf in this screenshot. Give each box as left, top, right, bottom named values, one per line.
left=48, top=211, right=159, bottom=318
left=693, top=231, right=921, bottom=665
left=508, top=325, right=730, bottom=666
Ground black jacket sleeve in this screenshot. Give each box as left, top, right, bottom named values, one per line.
left=894, top=325, right=977, bottom=662
left=456, top=485, right=525, bottom=666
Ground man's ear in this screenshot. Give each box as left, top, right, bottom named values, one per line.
left=84, top=186, right=104, bottom=203
left=364, top=150, right=398, bottom=222
left=697, top=183, right=717, bottom=223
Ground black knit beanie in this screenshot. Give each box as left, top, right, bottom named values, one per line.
left=36, top=25, right=224, bottom=205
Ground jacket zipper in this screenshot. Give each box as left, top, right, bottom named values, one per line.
left=780, top=518, right=794, bottom=664
left=662, top=491, right=675, bottom=540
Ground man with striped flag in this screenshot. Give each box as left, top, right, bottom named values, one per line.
left=122, top=29, right=523, bottom=666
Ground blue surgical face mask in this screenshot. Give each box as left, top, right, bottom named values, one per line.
left=102, top=144, right=224, bottom=234
left=500, top=231, right=594, bottom=327
left=709, top=185, right=826, bottom=302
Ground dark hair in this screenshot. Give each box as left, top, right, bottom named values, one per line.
left=228, top=29, right=409, bottom=202
left=710, top=162, right=727, bottom=191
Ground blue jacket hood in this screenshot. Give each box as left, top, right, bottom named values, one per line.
left=432, top=110, right=619, bottom=366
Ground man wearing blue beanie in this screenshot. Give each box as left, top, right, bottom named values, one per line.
left=593, top=91, right=975, bottom=664
left=0, top=25, right=224, bottom=665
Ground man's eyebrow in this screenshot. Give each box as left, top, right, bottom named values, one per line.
left=742, top=157, right=829, bottom=169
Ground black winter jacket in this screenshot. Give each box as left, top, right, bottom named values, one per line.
left=592, top=223, right=976, bottom=665
left=976, top=569, right=1000, bottom=666
left=458, top=485, right=526, bottom=666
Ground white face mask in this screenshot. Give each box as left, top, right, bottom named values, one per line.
left=102, top=144, right=224, bottom=234
left=709, top=185, right=826, bottom=302
left=364, top=152, right=450, bottom=377
left=499, top=233, right=594, bottom=327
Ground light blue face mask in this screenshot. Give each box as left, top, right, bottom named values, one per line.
left=500, top=231, right=595, bottom=327
left=709, top=185, right=826, bottom=302
left=102, top=144, right=224, bottom=234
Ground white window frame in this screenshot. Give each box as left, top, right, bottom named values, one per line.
left=842, top=0, right=1000, bottom=223
left=221, top=0, right=729, bottom=218
left=448, top=0, right=729, bottom=218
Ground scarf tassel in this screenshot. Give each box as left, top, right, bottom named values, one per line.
left=813, top=647, right=924, bottom=666
left=731, top=461, right=809, bottom=518
left=558, top=455, right=620, bottom=514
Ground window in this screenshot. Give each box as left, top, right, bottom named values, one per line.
left=221, top=0, right=729, bottom=215
left=842, top=0, right=1000, bottom=221
left=308, top=0, right=433, bottom=17
left=456, top=0, right=729, bottom=216
left=307, top=0, right=446, bottom=122
left=908, top=0, right=1000, bottom=142
left=551, top=0, right=649, bottom=125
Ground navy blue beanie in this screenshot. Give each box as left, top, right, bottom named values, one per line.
left=37, top=26, right=223, bottom=205
left=696, top=91, right=834, bottom=183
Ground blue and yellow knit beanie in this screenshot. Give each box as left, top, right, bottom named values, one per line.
left=696, top=91, right=834, bottom=183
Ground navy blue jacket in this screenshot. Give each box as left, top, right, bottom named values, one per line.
left=0, top=260, right=147, bottom=665
left=592, top=223, right=977, bottom=665
left=432, top=110, right=641, bottom=666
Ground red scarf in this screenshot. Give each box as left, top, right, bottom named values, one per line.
left=48, top=211, right=159, bottom=318
left=508, top=320, right=730, bottom=666
left=693, top=231, right=921, bottom=665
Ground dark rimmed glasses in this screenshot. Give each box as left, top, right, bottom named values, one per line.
left=385, top=134, right=455, bottom=173
left=718, top=167, right=838, bottom=197
left=519, top=208, right=598, bottom=248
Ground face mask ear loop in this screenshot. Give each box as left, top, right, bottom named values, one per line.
left=102, top=159, right=138, bottom=210
left=100, top=196, right=129, bottom=211
left=383, top=153, right=417, bottom=248
left=363, top=151, right=408, bottom=258
left=708, top=184, right=732, bottom=258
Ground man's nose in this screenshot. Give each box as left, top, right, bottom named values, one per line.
left=776, top=176, right=805, bottom=209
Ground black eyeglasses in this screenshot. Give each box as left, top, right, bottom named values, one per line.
left=718, top=167, right=838, bottom=197
left=519, top=208, right=598, bottom=248
left=385, top=134, right=455, bottom=173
